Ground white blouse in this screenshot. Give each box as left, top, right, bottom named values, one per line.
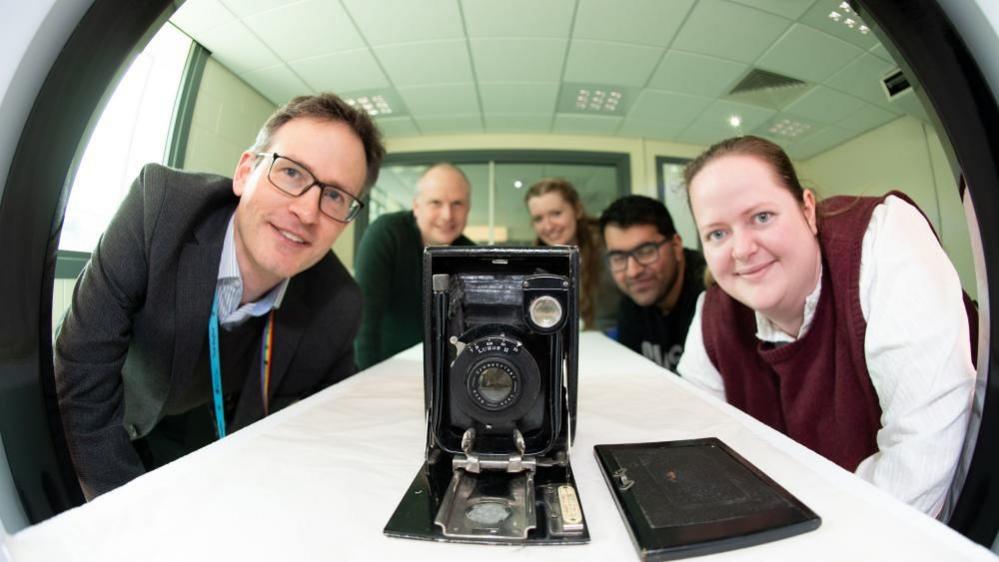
left=677, top=195, right=976, bottom=517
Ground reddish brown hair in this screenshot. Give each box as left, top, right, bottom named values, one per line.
left=684, top=135, right=805, bottom=203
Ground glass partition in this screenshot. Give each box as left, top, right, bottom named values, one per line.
left=367, top=151, right=629, bottom=246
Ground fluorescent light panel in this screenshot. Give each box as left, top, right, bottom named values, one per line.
left=767, top=118, right=812, bottom=138
left=828, top=2, right=870, bottom=35
left=345, top=95, right=393, bottom=116
left=574, top=88, right=623, bottom=113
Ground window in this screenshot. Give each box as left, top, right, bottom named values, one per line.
left=657, top=156, right=697, bottom=250
left=59, top=23, right=192, bottom=252
left=367, top=151, right=629, bottom=246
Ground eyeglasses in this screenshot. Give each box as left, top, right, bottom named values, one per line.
left=256, top=152, right=364, bottom=223
left=605, top=239, right=669, bottom=272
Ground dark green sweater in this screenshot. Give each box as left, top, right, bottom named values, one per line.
left=354, top=211, right=474, bottom=369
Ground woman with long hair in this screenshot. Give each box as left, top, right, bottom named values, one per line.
left=677, top=135, right=976, bottom=517
left=524, top=178, right=619, bottom=331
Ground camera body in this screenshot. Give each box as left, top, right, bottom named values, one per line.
left=425, top=247, right=578, bottom=459
left=385, top=246, right=588, bottom=544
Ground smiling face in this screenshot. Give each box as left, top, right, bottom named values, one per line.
left=688, top=154, right=821, bottom=334
left=412, top=165, right=471, bottom=246
left=527, top=191, right=581, bottom=246
left=603, top=223, right=684, bottom=308
left=231, top=117, right=367, bottom=296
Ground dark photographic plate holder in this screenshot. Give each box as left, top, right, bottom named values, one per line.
left=595, top=438, right=820, bottom=561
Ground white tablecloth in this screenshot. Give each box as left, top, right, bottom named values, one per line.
left=8, top=333, right=994, bottom=561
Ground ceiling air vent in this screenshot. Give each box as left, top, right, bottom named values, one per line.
left=881, top=69, right=911, bottom=100
left=724, top=68, right=810, bottom=110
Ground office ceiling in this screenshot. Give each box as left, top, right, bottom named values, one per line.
left=170, top=0, right=928, bottom=160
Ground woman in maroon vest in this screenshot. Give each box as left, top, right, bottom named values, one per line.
left=676, top=135, right=976, bottom=518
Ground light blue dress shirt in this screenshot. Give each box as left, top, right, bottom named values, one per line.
left=214, top=214, right=289, bottom=330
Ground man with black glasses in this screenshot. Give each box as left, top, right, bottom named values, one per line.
left=599, top=195, right=705, bottom=371
left=55, top=93, right=385, bottom=500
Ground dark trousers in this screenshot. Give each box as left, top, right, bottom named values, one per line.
left=132, top=403, right=217, bottom=471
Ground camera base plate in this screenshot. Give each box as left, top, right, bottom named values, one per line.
left=434, top=469, right=536, bottom=540
left=384, top=458, right=589, bottom=545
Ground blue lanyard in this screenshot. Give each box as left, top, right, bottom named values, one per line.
left=208, top=296, right=226, bottom=439
left=208, top=295, right=277, bottom=440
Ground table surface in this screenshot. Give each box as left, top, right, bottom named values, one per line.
left=8, top=333, right=995, bottom=561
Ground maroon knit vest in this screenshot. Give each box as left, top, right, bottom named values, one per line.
left=702, top=192, right=904, bottom=471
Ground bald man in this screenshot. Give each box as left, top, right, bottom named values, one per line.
left=354, top=163, right=474, bottom=369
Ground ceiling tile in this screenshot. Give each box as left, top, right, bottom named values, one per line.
left=675, top=99, right=776, bottom=145
left=219, top=0, right=296, bottom=17
left=461, top=0, right=575, bottom=38
left=672, top=0, right=792, bottom=64
left=552, top=114, right=624, bottom=135
left=375, top=41, right=474, bottom=86
left=648, top=51, right=747, bottom=97
left=783, top=85, right=866, bottom=124
left=399, top=84, right=481, bottom=116
left=485, top=114, right=552, bottom=133
left=619, top=90, right=712, bottom=139
left=290, top=50, right=389, bottom=92
left=573, top=0, right=696, bottom=47
left=727, top=0, right=817, bottom=20
left=824, top=53, right=901, bottom=111
left=343, top=0, right=465, bottom=46
left=373, top=116, right=420, bottom=137
left=470, top=39, right=566, bottom=83
left=757, top=24, right=863, bottom=83
left=785, top=125, right=857, bottom=159
left=239, top=64, right=312, bottom=105
left=799, top=0, right=879, bottom=50
left=243, top=1, right=364, bottom=62
left=414, top=114, right=484, bottom=134
left=870, top=42, right=892, bottom=62
left=479, top=83, right=558, bottom=114
left=170, top=0, right=236, bottom=36
left=835, top=103, right=898, bottom=137
left=563, top=40, right=663, bottom=87
left=196, top=20, right=281, bottom=74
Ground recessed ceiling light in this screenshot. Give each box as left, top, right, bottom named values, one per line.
left=345, top=94, right=393, bottom=117
left=767, top=118, right=813, bottom=138
left=728, top=115, right=742, bottom=128
left=828, top=2, right=870, bottom=35
left=514, top=180, right=524, bottom=189
left=574, top=88, right=624, bottom=113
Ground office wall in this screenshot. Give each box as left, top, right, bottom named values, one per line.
left=183, top=57, right=275, bottom=176
left=797, top=116, right=977, bottom=298
left=353, top=133, right=705, bottom=267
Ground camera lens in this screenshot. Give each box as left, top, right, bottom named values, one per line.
left=478, top=366, right=514, bottom=404
left=469, top=361, right=519, bottom=410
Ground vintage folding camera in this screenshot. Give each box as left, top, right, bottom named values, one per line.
left=384, top=246, right=589, bottom=545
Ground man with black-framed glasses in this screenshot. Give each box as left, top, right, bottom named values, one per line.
left=599, top=195, right=705, bottom=371
left=55, top=93, right=385, bottom=500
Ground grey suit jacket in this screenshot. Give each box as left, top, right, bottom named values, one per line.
left=55, top=164, right=362, bottom=499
